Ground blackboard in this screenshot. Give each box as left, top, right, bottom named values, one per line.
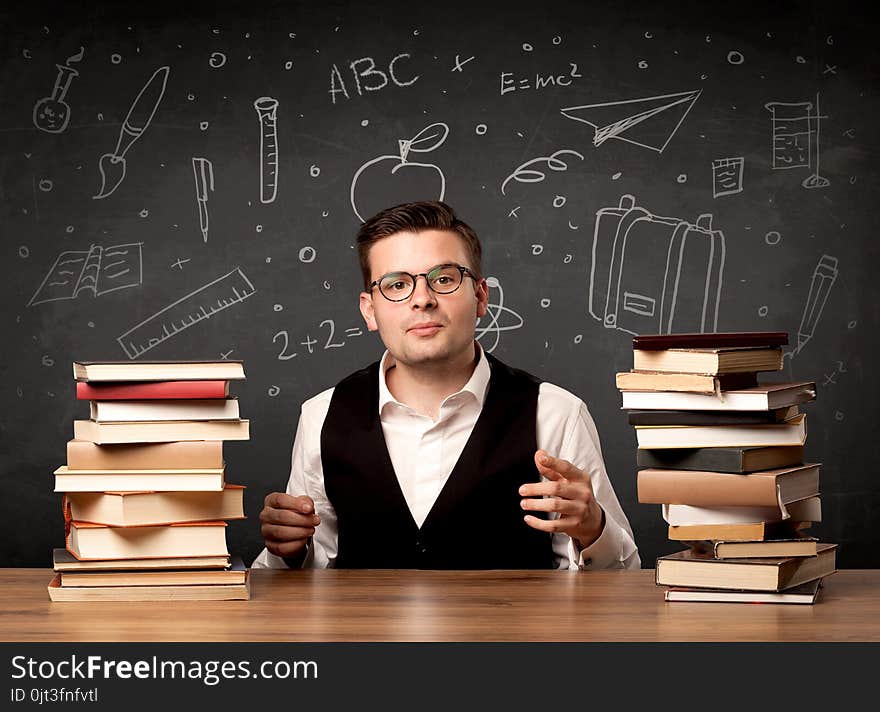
left=1, top=0, right=878, bottom=569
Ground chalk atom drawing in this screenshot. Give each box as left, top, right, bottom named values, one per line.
left=560, top=89, right=701, bottom=153
left=350, top=122, right=448, bottom=222
left=117, top=267, right=256, bottom=359
left=475, top=277, right=524, bottom=353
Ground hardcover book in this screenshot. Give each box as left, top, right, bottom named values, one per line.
left=655, top=543, right=836, bottom=591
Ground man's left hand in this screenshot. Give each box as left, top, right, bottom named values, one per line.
left=519, top=449, right=605, bottom=548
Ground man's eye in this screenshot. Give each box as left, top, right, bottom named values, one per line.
left=389, top=281, right=408, bottom=291
left=433, top=276, right=453, bottom=285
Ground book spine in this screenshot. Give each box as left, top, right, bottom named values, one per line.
left=66, top=439, right=224, bottom=469
left=637, top=469, right=778, bottom=506
left=637, top=448, right=744, bottom=472
left=90, top=399, right=239, bottom=422
left=76, top=380, right=228, bottom=400
left=73, top=419, right=249, bottom=444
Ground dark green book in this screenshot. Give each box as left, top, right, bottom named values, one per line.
left=637, top=445, right=804, bottom=473
left=627, top=409, right=795, bottom=426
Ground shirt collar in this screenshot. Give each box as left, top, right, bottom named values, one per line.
left=378, top=342, right=491, bottom=414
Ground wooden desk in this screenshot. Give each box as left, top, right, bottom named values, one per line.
left=2, top=568, right=878, bottom=642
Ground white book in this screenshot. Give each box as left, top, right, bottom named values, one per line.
left=620, top=382, right=816, bottom=411
left=54, top=466, right=225, bottom=492
left=662, top=496, right=822, bottom=526
left=90, top=398, right=240, bottom=422
left=67, top=521, right=229, bottom=560
left=635, top=415, right=807, bottom=449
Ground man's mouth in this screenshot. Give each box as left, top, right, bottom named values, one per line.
left=407, top=322, right=443, bottom=335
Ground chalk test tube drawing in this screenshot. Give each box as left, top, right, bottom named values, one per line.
left=500, top=149, right=584, bottom=196
left=712, top=157, right=744, bottom=198
left=33, top=47, right=84, bottom=133
left=28, top=243, right=143, bottom=307
left=793, top=254, right=838, bottom=356
left=560, top=89, right=701, bottom=153
left=93, top=66, right=170, bottom=199
left=475, top=277, right=524, bottom=353
left=588, top=194, right=725, bottom=336
left=350, top=122, right=448, bottom=222
left=254, top=97, right=279, bottom=203
left=765, top=94, right=830, bottom=189
left=192, top=157, right=214, bottom=242
left=117, top=267, right=256, bottom=359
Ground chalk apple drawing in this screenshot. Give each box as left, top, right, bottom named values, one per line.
left=350, top=122, right=449, bottom=222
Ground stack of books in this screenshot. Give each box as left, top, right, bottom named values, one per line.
left=616, top=332, right=837, bottom=604
left=47, top=360, right=251, bottom=601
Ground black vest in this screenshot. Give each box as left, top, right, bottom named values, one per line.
left=321, top=352, right=553, bottom=569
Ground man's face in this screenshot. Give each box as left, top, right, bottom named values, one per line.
left=359, top=229, right=489, bottom=368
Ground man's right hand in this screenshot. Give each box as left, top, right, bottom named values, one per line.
left=260, top=492, right=321, bottom=562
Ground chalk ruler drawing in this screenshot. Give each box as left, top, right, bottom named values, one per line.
left=254, top=97, right=279, bottom=203
left=500, top=149, right=584, bottom=195
left=350, top=122, right=448, bottom=222
left=475, top=276, right=523, bottom=353
left=117, top=267, right=256, bottom=359
left=560, top=89, right=701, bottom=153
left=712, top=157, right=744, bottom=197
left=33, top=47, right=84, bottom=133
left=192, top=157, right=214, bottom=242
left=765, top=93, right=830, bottom=189
left=794, top=254, right=838, bottom=356
left=28, top=243, right=143, bottom=306
left=94, top=66, right=170, bottom=199
left=589, top=195, right=725, bottom=336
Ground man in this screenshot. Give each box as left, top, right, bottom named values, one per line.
left=252, top=201, right=639, bottom=570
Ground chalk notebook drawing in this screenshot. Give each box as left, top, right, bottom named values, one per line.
left=28, top=243, right=144, bottom=307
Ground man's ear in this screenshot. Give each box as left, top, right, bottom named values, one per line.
left=474, top=278, right=489, bottom=319
left=359, top=291, right=378, bottom=331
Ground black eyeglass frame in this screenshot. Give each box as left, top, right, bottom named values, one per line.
left=368, top=263, right=479, bottom=302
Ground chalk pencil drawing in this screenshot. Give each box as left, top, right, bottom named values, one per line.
left=28, top=243, right=143, bottom=307
left=117, top=267, right=256, bottom=359
left=793, top=254, right=838, bottom=356
left=712, top=157, right=744, bottom=197
left=765, top=93, right=830, bottom=189
left=588, top=194, right=725, bottom=336
left=254, top=97, right=280, bottom=203
left=560, top=89, right=701, bottom=153
left=93, top=66, right=170, bottom=199
left=33, top=47, right=84, bottom=133
left=192, top=157, right=214, bottom=242
left=350, top=122, right=448, bottom=222
left=500, top=149, right=584, bottom=195
left=475, top=276, right=524, bottom=353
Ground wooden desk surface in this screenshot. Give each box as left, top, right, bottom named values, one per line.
left=2, top=568, right=878, bottom=642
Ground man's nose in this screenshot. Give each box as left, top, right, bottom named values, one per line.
left=409, top=275, right=437, bottom=309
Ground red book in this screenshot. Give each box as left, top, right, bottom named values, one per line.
left=631, top=331, right=789, bottom=351
left=75, top=380, right=230, bottom=400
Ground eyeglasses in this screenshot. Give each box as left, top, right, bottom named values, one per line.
left=369, top=263, right=478, bottom=302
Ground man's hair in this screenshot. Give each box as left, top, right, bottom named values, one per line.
left=356, top=201, right=482, bottom=289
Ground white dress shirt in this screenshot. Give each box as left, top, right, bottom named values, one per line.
left=252, top=344, right=640, bottom=570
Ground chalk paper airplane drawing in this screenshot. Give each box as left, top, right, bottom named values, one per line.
left=560, top=89, right=701, bottom=153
